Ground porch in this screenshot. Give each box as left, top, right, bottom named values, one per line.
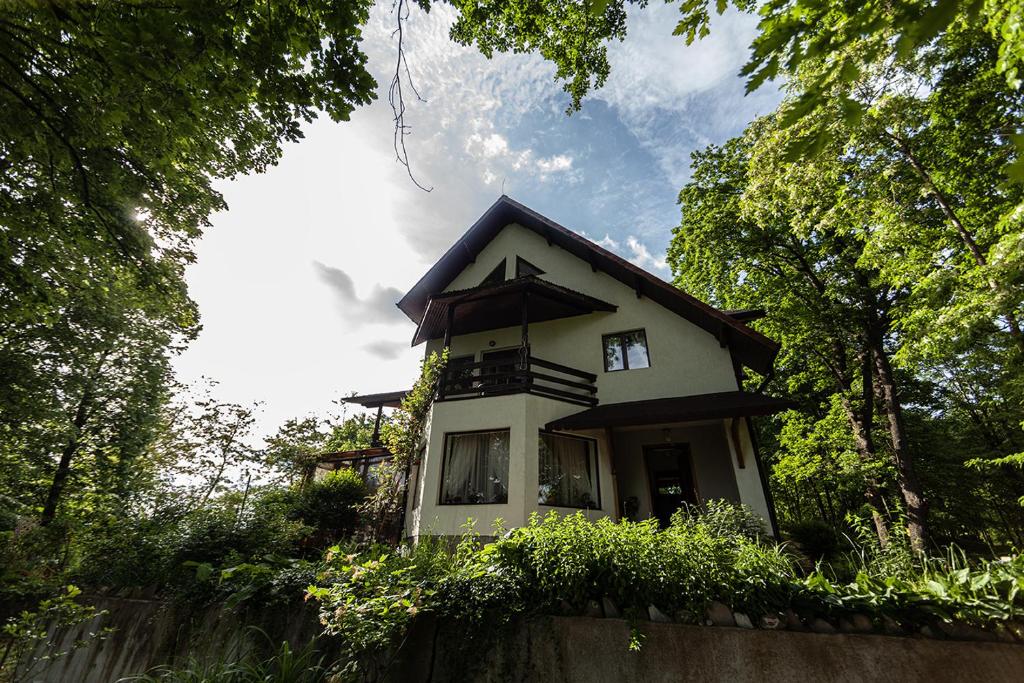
left=546, top=391, right=792, bottom=535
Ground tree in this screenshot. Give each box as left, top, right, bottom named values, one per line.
left=0, top=1, right=376, bottom=336
left=449, top=1, right=1024, bottom=150
left=263, top=405, right=380, bottom=486
left=670, top=26, right=1024, bottom=552
left=149, top=381, right=263, bottom=513
left=0, top=268, right=188, bottom=525
left=669, top=125, right=913, bottom=547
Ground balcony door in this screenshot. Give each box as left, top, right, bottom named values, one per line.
left=481, top=347, right=526, bottom=387
left=643, top=444, right=697, bottom=527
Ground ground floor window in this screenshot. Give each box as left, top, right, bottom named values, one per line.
left=439, top=429, right=510, bottom=504
left=538, top=432, right=599, bottom=509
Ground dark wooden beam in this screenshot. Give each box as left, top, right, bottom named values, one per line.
left=520, top=291, right=530, bottom=349
left=634, top=276, right=643, bottom=299
left=717, top=324, right=730, bottom=348
left=371, top=405, right=384, bottom=447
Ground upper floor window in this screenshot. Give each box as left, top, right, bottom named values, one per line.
left=602, top=329, right=650, bottom=372
left=439, top=429, right=509, bottom=505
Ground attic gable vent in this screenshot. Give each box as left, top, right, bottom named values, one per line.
left=479, top=258, right=506, bottom=286
left=515, top=256, right=544, bottom=278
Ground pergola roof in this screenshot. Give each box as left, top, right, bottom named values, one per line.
left=396, top=195, right=780, bottom=375
left=412, top=275, right=616, bottom=346
left=341, top=391, right=409, bottom=409
left=545, top=391, right=793, bottom=431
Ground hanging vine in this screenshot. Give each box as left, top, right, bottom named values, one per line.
left=362, top=349, right=447, bottom=540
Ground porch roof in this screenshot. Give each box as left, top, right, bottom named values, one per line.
left=545, top=391, right=793, bottom=431
left=341, top=391, right=409, bottom=409
left=316, top=446, right=393, bottom=469
left=412, top=275, right=616, bottom=345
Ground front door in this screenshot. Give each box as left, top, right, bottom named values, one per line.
left=644, top=444, right=697, bottom=527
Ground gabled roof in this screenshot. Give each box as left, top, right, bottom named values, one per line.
left=397, top=196, right=780, bottom=375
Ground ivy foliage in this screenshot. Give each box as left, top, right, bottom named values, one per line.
left=362, top=350, right=447, bottom=539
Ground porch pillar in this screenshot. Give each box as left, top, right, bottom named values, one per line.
left=439, top=303, right=456, bottom=400
left=519, top=290, right=530, bottom=371
left=370, top=405, right=384, bottom=447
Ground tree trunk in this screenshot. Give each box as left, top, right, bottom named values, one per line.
left=839, top=389, right=891, bottom=548
left=40, top=388, right=91, bottom=526
left=872, top=343, right=929, bottom=553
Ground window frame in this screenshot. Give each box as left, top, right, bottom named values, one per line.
left=537, top=430, right=601, bottom=510
left=437, top=427, right=512, bottom=506
left=479, top=258, right=507, bottom=286
left=601, top=328, right=651, bottom=372
left=515, top=255, right=545, bottom=278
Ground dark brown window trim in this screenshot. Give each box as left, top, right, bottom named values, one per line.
left=538, top=430, right=601, bottom=510
left=601, top=328, right=651, bottom=372
left=438, top=427, right=511, bottom=506
left=515, top=255, right=544, bottom=278
left=479, top=258, right=506, bottom=286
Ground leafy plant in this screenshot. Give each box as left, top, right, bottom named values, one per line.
left=0, top=586, right=110, bottom=683
left=362, top=350, right=447, bottom=540
left=122, top=631, right=328, bottom=683
left=311, top=505, right=1024, bottom=679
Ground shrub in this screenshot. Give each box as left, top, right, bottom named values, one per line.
left=672, top=499, right=769, bottom=542
left=310, top=508, right=1024, bottom=680
left=294, top=469, right=366, bottom=540
left=125, top=633, right=328, bottom=683
left=784, top=519, right=842, bottom=561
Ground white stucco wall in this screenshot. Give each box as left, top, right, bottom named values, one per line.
left=407, top=393, right=614, bottom=540
left=427, top=222, right=740, bottom=404
left=407, top=220, right=773, bottom=538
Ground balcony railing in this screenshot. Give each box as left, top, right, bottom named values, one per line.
left=438, top=354, right=598, bottom=407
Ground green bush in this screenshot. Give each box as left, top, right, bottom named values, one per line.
left=125, top=633, right=328, bottom=683
left=310, top=505, right=1024, bottom=680
left=784, top=519, right=842, bottom=561
left=294, top=469, right=367, bottom=540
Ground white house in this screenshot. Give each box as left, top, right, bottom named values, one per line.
left=324, top=196, right=788, bottom=540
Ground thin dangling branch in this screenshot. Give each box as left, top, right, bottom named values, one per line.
left=390, top=0, right=432, bottom=192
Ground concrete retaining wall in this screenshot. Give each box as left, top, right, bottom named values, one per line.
left=396, top=615, right=1024, bottom=683
left=22, top=594, right=326, bottom=683
left=23, top=599, right=1024, bottom=682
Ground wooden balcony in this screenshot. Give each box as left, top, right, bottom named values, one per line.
left=437, top=354, right=598, bottom=407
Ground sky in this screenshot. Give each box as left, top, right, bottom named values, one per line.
left=172, top=2, right=783, bottom=436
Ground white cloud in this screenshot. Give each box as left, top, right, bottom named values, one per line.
left=536, top=154, right=573, bottom=173
left=466, top=132, right=510, bottom=158
left=598, top=4, right=783, bottom=188
left=625, top=236, right=668, bottom=273
left=580, top=232, right=667, bottom=274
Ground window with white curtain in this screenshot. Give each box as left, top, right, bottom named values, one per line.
left=538, top=432, right=600, bottom=509
left=439, top=430, right=510, bottom=504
